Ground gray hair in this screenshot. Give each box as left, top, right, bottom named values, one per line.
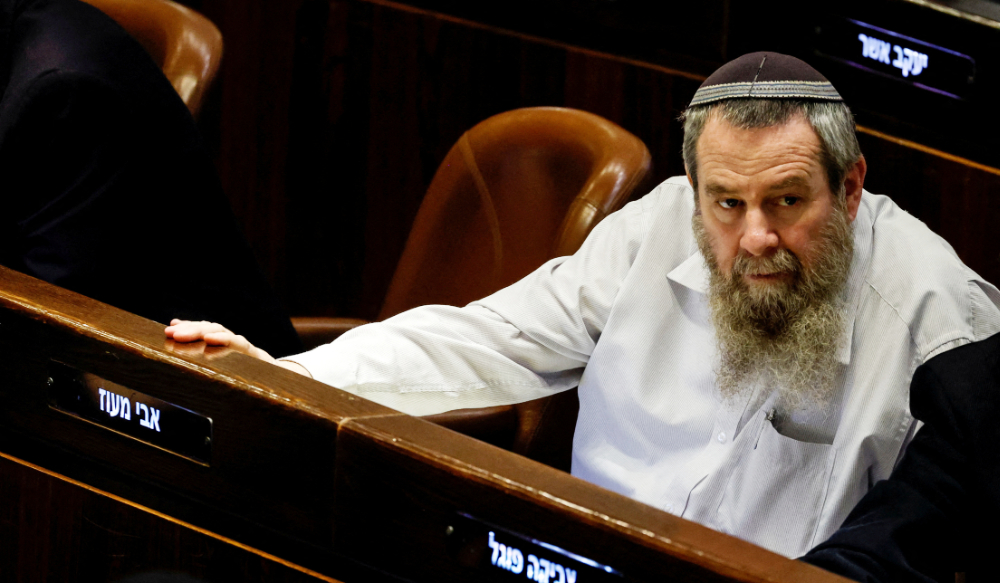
left=680, top=99, right=861, bottom=195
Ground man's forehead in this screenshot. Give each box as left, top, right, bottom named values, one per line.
left=699, top=112, right=821, bottom=147
left=698, top=114, right=823, bottom=163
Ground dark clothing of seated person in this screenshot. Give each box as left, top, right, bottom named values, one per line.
left=800, top=331, right=1000, bottom=582
left=0, top=0, right=301, bottom=357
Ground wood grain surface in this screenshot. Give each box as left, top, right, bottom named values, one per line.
left=0, top=266, right=854, bottom=581
left=0, top=453, right=343, bottom=582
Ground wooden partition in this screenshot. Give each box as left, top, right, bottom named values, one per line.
left=0, top=265, right=849, bottom=582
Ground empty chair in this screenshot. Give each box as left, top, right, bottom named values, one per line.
left=379, top=106, right=652, bottom=319
left=293, top=106, right=652, bottom=467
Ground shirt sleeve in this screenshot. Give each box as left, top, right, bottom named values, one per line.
left=284, top=194, right=653, bottom=416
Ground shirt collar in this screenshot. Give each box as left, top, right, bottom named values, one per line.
left=667, top=249, right=711, bottom=294
left=665, top=193, right=875, bottom=366
left=839, top=193, right=874, bottom=366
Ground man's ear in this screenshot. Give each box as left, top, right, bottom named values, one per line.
left=843, top=155, right=866, bottom=222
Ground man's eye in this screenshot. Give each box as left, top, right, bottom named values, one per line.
left=718, top=199, right=740, bottom=209
left=778, top=196, right=799, bottom=206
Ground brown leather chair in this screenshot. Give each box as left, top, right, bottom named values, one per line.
left=81, top=0, right=223, bottom=117
left=294, top=106, right=652, bottom=470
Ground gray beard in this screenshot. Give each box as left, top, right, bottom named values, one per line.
left=692, top=203, right=854, bottom=413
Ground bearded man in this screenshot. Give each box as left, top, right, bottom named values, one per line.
left=167, top=52, right=1000, bottom=558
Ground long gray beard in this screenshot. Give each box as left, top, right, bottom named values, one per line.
left=693, top=204, right=854, bottom=413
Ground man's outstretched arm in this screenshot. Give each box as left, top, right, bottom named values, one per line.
left=162, top=190, right=661, bottom=417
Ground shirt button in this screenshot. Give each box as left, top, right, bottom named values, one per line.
left=717, top=432, right=726, bottom=443
left=665, top=503, right=674, bottom=513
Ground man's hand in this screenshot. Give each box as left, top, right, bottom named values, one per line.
left=165, top=319, right=277, bottom=362
left=165, top=320, right=311, bottom=377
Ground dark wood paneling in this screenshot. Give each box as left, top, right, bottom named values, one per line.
left=179, top=0, right=699, bottom=320
left=332, top=413, right=850, bottom=583
left=0, top=266, right=402, bottom=579
left=309, top=0, right=701, bottom=318
left=858, top=129, right=1000, bottom=286
left=178, top=0, right=1000, bottom=323
left=0, top=455, right=330, bottom=582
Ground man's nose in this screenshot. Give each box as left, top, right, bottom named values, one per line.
left=740, top=209, right=779, bottom=256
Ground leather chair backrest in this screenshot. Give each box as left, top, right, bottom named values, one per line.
left=398, top=108, right=651, bottom=470
left=80, top=0, right=223, bottom=117
left=379, top=106, right=652, bottom=320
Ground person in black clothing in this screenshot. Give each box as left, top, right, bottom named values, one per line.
left=0, top=0, right=301, bottom=356
left=801, top=330, right=1000, bottom=582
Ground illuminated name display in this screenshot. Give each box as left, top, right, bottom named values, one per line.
left=857, top=33, right=927, bottom=78
left=814, top=17, right=976, bottom=100
left=489, top=532, right=578, bottom=583
left=449, top=513, right=624, bottom=582
left=48, top=361, right=212, bottom=464
left=98, top=387, right=161, bottom=432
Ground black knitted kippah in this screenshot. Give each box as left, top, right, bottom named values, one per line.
left=689, top=52, right=842, bottom=107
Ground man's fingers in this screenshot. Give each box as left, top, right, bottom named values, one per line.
left=166, top=323, right=244, bottom=351
left=165, top=320, right=233, bottom=342
left=203, top=332, right=275, bottom=362
left=165, top=321, right=275, bottom=363
left=218, top=333, right=251, bottom=352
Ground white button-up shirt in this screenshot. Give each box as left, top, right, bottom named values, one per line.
left=290, top=177, right=1000, bottom=557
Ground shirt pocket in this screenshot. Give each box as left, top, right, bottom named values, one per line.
left=715, top=416, right=837, bottom=557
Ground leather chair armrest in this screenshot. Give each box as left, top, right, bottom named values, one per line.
left=292, top=317, right=519, bottom=449
left=291, top=316, right=370, bottom=351
left=423, top=388, right=580, bottom=470
left=291, top=315, right=578, bottom=470
left=511, top=388, right=579, bottom=473
left=423, top=406, right=518, bottom=450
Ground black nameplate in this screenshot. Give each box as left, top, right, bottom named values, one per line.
left=815, top=16, right=976, bottom=100
left=446, top=512, right=626, bottom=582
left=47, top=361, right=212, bottom=464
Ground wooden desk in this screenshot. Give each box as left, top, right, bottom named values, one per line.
left=0, top=265, right=849, bottom=582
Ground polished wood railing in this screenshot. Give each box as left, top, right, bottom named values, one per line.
left=0, top=265, right=850, bottom=582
